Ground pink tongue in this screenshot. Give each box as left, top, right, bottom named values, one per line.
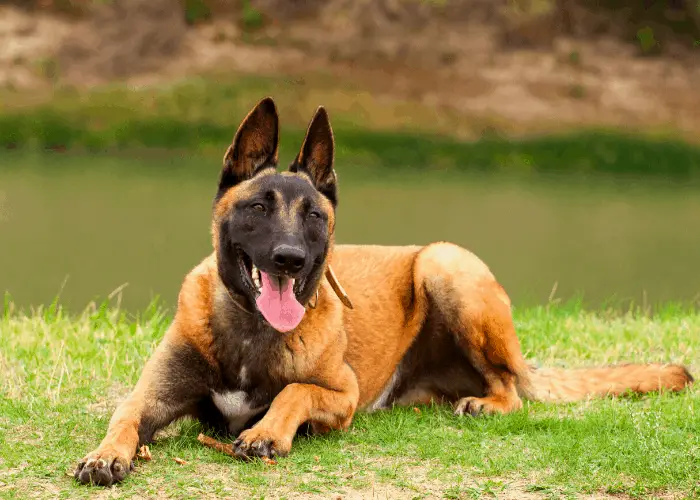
left=255, top=271, right=305, bottom=332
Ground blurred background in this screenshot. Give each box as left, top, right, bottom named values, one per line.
left=1, top=0, right=699, bottom=313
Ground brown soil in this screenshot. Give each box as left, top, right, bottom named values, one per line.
left=55, top=0, right=188, bottom=85
left=2, top=0, right=700, bottom=137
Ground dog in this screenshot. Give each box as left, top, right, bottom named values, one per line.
left=75, top=97, right=694, bottom=486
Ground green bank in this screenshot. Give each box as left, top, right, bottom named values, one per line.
left=2, top=76, right=700, bottom=178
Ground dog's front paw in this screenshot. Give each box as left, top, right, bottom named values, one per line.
left=233, top=426, right=291, bottom=460
left=74, top=448, right=134, bottom=487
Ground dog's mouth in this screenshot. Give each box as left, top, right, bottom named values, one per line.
left=236, top=248, right=307, bottom=333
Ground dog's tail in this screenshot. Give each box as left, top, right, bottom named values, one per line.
left=518, top=363, right=694, bottom=403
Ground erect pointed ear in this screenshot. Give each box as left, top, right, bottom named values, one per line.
left=217, top=97, right=279, bottom=198
left=290, top=106, right=338, bottom=207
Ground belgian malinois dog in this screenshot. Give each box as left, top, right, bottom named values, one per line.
left=75, top=97, right=694, bottom=486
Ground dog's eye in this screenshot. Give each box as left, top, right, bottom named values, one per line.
left=251, top=203, right=266, bottom=213
left=308, top=211, right=321, bottom=219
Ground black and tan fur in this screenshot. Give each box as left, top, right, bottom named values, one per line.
left=75, top=97, right=694, bottom=487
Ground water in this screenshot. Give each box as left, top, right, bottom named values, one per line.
left=1, top=150, right=699, bottom=313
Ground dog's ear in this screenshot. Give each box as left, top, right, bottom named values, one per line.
left=217, top=97, right=279, bottom=198
left=290, top=106, right=337, bottom=207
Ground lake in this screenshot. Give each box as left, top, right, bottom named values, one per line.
left=1, top=150, right=699, bottom=313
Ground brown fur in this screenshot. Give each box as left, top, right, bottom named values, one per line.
left=75, top=98, right=694, bottom=487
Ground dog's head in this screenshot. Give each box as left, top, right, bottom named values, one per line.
left=212, top=97, right=338, bottom=333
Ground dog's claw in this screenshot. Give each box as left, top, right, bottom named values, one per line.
left=232, top=429, right=287, bottom=461
left=74, top=450, right=131, bottom=487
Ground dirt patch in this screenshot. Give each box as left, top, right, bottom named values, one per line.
left=0, top=7, right=73, bottom=90
left=85, top=383, right=131, bottom=417
left=2, top=1, right=700, bottom=138
left=159, top=15, right=700, bottom=138
left=54, top=0, right=187, bottom=86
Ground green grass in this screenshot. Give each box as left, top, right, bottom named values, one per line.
left=1, top=298, right=698, bottom=499
left=3, top=75, right=700, bottom=180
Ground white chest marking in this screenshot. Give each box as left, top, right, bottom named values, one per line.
left=211, top=390, right=268, bottom=434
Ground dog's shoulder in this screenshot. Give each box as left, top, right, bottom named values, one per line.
left=164, top=253, right=219, bottom=366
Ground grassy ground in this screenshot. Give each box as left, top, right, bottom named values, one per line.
left=0, top=299, right=698, bottom=499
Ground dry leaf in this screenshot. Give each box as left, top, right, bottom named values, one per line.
left=174, top=457, right=187, bottom=465
left=314, top=455, right=320, bottom=462
left=413, top=407, right=421, bottom=414
left=261, top=456, right=277, bottom=466
left=137, top=445, right=152, bottom=461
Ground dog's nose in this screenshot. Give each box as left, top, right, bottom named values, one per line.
left=271, top=244, right=306, bottom=274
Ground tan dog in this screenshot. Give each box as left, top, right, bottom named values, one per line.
left=75, top=97, right=694, bottom=486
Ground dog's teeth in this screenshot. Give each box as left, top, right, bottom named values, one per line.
left=251, top=265, right=261, bottom=289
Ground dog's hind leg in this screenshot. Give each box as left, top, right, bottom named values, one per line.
left=414, top=242, right=529, bottom=416
left=74, top=334, right=216, bottom=486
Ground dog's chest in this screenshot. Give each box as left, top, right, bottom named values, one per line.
left=210, top=323, right=290, bottom=433
left=213, top=325, right=288, bottom=390
left=211, top=389, right=269, bottom=434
